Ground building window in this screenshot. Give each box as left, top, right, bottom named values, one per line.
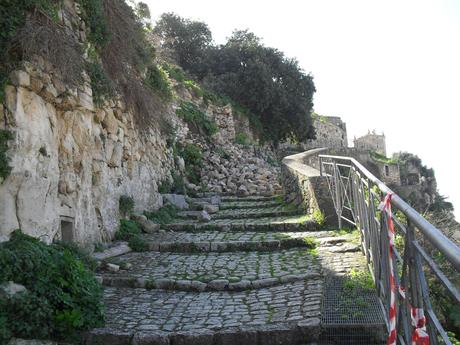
left=385, top=165, right=390, bottom=176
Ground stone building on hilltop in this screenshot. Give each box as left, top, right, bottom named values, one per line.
left=305, top=115, right=348, bottom=149
left=353, top=130, right=387, bottom=156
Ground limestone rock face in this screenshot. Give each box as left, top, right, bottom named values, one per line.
left=0, top=67, right=173, bottom=245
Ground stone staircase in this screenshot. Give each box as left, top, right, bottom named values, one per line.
left=86, top=195, right=386, bottom=345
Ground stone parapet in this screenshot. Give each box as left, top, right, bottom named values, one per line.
left=281, top=148, right=337, bottom=226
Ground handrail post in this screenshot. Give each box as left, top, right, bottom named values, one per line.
left=333, top=161, right=342, bottom=229
left=319, top=156, right=323, bottom=176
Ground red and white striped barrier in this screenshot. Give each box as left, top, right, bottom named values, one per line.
left=379, top=193, right=398, bottom=345
left=380, top=193, right=430, bottom=345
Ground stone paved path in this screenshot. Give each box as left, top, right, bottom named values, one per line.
left=87, top=195, right=379, bottom=345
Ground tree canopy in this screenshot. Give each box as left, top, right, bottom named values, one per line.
left=154, top=16, right=316, bottom=144
left=154, top=13, right=213, bottom=74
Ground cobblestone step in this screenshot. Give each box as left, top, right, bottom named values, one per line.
left=88, top=185, right=382, bottom=345
left=138, top=230, right=353, bottom=253
left=220, top=199, right=282, bottom=210
left=220, top=195, right=283, bottom=202
left=210, top=206, right=300, bottom=220
left=98, top=248, right=320, bottom=292
left=85, top=280, right=322, bottom=345
left=166, top=215, right=320, bottom=232
left=142, top=230, right=340, bottom=245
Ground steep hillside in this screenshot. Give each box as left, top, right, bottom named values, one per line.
left=0, top=0, right=281, bottom=245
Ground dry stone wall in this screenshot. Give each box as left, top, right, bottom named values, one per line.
left=184, top=105, right=282, bottom=196
left=305, top=116, right=347, bottom=149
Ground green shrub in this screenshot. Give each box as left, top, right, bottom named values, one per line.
left=176, top=101, right=218, bottom=136
left=216, top=148, right=231, bottom=160
left=119, top=195, right=135, bottom=218
left=144, top=204, right=178, bottom=225
left=128, top=234, right=149, bottom=252
left=0, top=231, right=104, bottom=343
left=172, top=173, right=185, bottom=194
left=53, top=240, right=98, bottom=271
left=162, top=62, right=186, bottom=82
left=0, top=129, right=13, bottom=182
left=76, top=0, right=108, bottom=48
left=178, top=143, right=202, bottom=166
left=447, top=331, right=460, bottom=345
left=177, top=143, right=203, bottom=185
left=114, top=219, right=141, bottom=240
left=145, top=64, right=172, bottom=101
left=235, top=132, right=250, bottom=146
left=370, top=150, right=398, bottom=165
left=158, top=179, right=172, bottom=194
left=183, top=79, right=203, bottom=98
left=86, top=62, right=114, bottom=106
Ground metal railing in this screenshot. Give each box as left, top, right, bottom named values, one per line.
left=319, top=154, right=460, bottom=345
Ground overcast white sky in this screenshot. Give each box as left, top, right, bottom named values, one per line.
left=145, top=0, right=460, bottom=220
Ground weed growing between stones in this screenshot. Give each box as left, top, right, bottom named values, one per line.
left=0, top=231, right=104, bottom=343
left=144, top=204, right=179, bottom=225
left=338, top=268, right=375, bottom=321
left=302, top=236, right=317, bottom=249
left=312, top=208, right=326, bottom=226
left=128, top=234, right=149, bottom=252
left=114, top=219, right=149, bottom=252
left=267, top=304, right=275, bottom=323
left=344, top=268, right=375, bottom=291
left=114, top=219, right=141, bottom=240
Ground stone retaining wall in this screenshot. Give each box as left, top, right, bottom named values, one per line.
left=281, top=148, right=336, bottom=226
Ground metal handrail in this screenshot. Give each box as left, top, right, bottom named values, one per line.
left=318, top=154, right=460, bottom=345
left=319, top=154, right=460, bottom=271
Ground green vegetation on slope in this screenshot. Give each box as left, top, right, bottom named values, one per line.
left=1, top=0, right=172, bottom=130
left=176, top=101, right=218, bottom=137
left=0, top=231, right=104, bottom=343
left=370, top=150, right=398, bottom=165
left=154, top=14, right=316, bottom=145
